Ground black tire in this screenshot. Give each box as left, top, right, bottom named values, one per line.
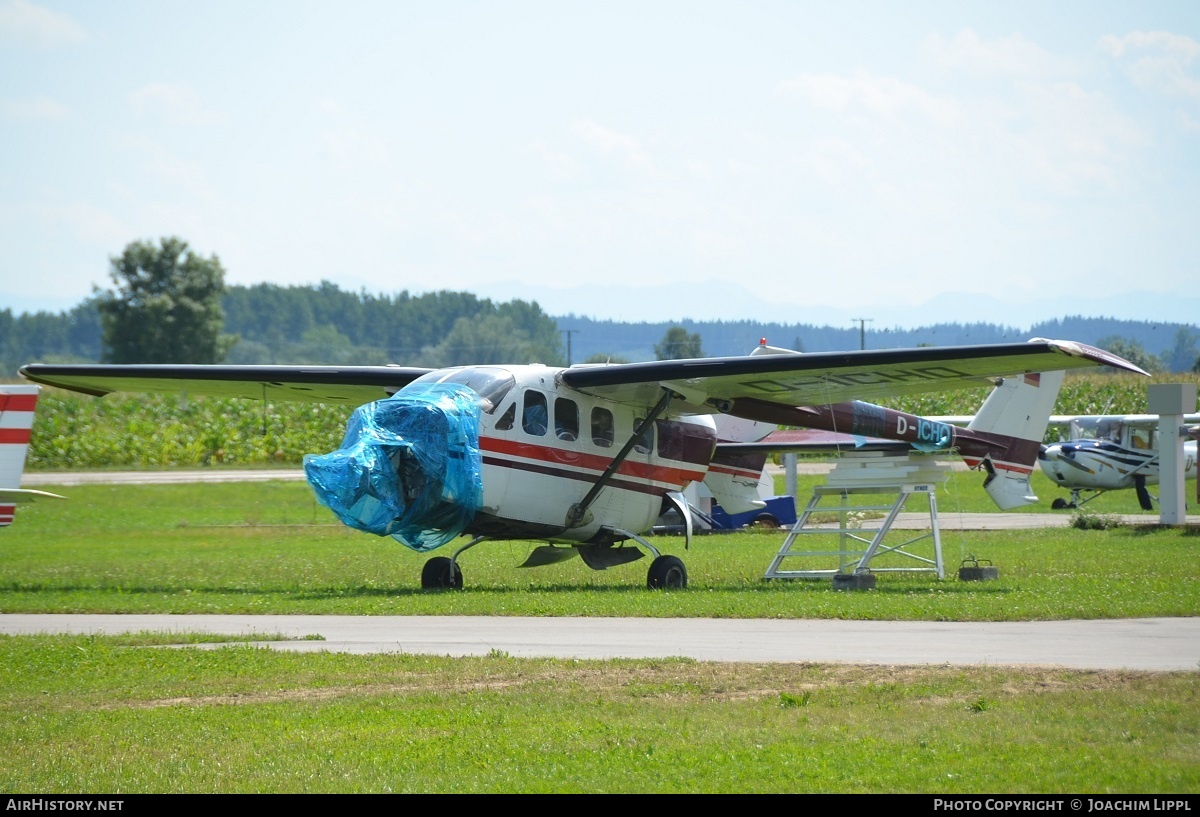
left=752, top=513, right=780, bottom=529
left=421, top=556, right=463, bottom=590
left=1051, top=498, right=1069, bottom=510
left=647, top=555, right=687, bottom=590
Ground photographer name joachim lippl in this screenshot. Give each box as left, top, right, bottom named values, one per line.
left=1088, top=804, right=1191, bottom=813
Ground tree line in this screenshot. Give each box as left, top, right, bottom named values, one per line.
left=1, top=238, right=565, bottom=373
left=2, top=237, right=1198, bottom=375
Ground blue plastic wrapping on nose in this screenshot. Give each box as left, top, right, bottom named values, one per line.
left=303, top=383, right=483, bottom=552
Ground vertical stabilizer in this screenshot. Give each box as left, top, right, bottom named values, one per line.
left=0, top=385, right=62, bottom=526
left=963, top=370, right=1065, bottom=510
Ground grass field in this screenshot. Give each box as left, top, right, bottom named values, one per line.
left=2, top=477, right=1199, bottom=619
left=1, top=476, right=1196, bottom=793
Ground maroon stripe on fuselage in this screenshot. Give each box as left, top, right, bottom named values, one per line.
left=480, top=436, right=706, bottom=486
left=481, top=455, right=668, bottom=496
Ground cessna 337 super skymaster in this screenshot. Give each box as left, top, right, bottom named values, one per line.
left=20, top=338, right=1145, bottom=590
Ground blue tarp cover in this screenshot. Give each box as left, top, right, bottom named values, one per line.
left=303, top=383, right=484, bottom=552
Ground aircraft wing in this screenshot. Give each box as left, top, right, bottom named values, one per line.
left=17, top=364, right=432, bottom=405
left=562, top=339, right=1146, bottom=422
left=1046, top=413, right=1200, bottom=429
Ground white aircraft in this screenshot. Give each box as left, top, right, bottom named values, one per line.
left=20, top=338, right=1144, bottom=589
left=1038, top=414, right=1200, bottom=510
left=0, top=385, right=65, bottom=527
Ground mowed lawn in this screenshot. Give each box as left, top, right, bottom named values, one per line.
left=0, top=477, right=1196, bottom=793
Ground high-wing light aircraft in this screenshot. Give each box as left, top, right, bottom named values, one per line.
left=0, top=385, right=65, bottom=527
left=20, top=338, right=1144, bottom=589
left=1038, top=413, right=1199, bottom=510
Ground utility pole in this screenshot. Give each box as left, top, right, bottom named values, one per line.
left=561, top=329, right=578, bottom=366
left=851, top=318, right=873, bottom=350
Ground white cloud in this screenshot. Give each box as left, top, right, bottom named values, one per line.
left=318, top=129, right=390, bottom=164
left=29, top=200, right=126, bottom=245
left=778, top=72, right=959, bottom=126
left=923, top=28, right=1069, bottom=78
left=1099, top=31, right=1200, bottom=62
left=1100, top=31, right=1200, bottom=102
left=0, top=0, right=85, bottom=47
left=1, top=95, right=68, bottom=121
left=128, top=83, right=226, bottom=126
left=531, top=139, right=584, bottom=182
left=570, top=119, right=656, bottom=173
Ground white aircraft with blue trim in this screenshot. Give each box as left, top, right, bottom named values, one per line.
left=20, top=338, right=1144, bottom=590
left=1038, top=413, right=1199, bottom=510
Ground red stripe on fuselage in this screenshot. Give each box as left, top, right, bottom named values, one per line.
left=0, top=429, right=32, bottom=444
left=0, top=504, right=14, bottom=525
left=481, top=455, right=668, bottom=496
left=480, top=436, right=706, bottom=490
left=960, top=456, right=1033, bottom=475
left=707, top=462, right=761, bottom=480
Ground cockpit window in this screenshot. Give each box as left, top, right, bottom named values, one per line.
left=522, top=390, right=548, bottom=437
left=591, top=407, right=614, bottom=448
left=554, top=398, right=579, bottom=442
left=494, top=402, right=516, bottom=431
left=410, top=367, right=515, bottom=414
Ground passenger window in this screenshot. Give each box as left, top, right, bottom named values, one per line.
left=522, top=391, right=548, bottom=436
left=591, top=408, right=614, bottom=448
left=554, top=398, right=579, bottom=442
left=632, top=417, right=653, bottom=454
left=656, top=419, right=681, bottom=460
left=494, top=402, right=516, bottom=431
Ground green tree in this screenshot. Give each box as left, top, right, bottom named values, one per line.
left=97, top=237, right=236, bottom=363
left=654, top=326, right=703, bottom=360
left=420, top=314, right=563, bottom=368
left=1097, top=336, right=1165, bottom=375
left=1161, top=327, right=1200, bottom=373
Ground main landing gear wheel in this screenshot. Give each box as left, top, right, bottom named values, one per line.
left=1051, top=498, right=1074, bottom=510
left=421, top=556, right=463, bottom=590
left=647, top=555, right=687, bottom=590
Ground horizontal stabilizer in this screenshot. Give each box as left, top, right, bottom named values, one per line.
left=0, top=488, right=66, bottom=503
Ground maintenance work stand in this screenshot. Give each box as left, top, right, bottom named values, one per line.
left=764, top=452, right=952, bottom=586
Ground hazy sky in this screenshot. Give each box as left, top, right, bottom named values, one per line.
left=2, top=1, right=1197, bottom=329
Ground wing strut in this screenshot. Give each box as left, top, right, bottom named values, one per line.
left=565, top=388, right=673, bottom=529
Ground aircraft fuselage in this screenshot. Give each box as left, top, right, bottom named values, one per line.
left=413, top=364, right=718, bottom=544
left=1039, top=439, right=1198, bottom=491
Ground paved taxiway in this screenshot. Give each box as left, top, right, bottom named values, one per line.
left=2, top=615, right=1197, bottom=671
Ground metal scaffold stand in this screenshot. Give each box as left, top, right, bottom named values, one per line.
left=765, top=452, right=951, bottom=584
